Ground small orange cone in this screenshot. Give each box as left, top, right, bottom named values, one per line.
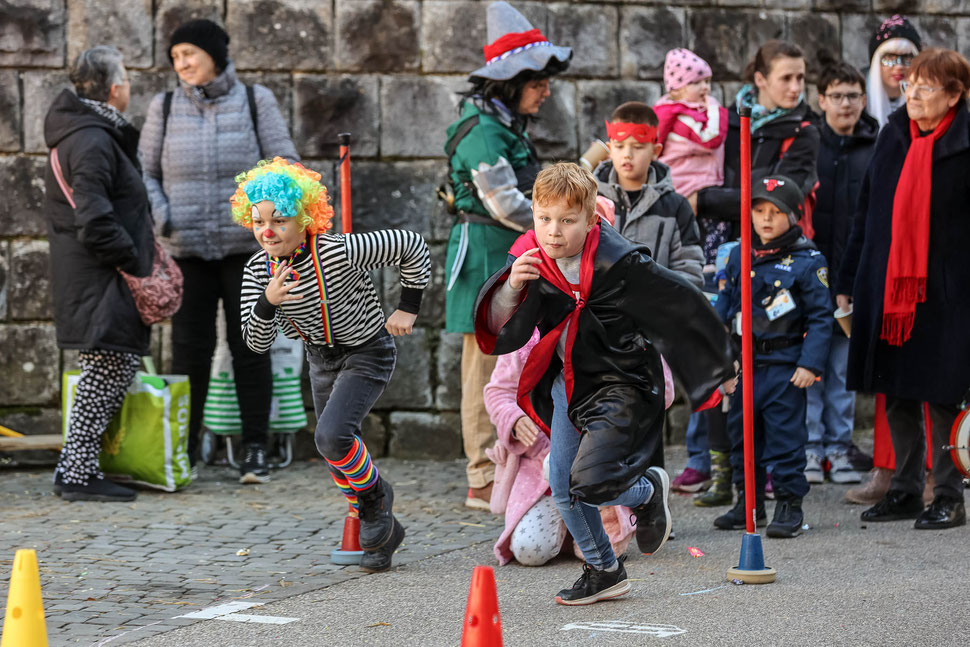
left=2, top=549, right=49, bottom=647
left=330, top=504, right=364, bottom=565
left=461, top=566, right=502, bottom=647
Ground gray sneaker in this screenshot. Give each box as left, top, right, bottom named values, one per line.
left=828, top=450, right=862, bottom=484
left=805, top=451, right=825, bottom=484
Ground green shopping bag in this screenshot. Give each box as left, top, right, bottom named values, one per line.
left=62, top=366, right=192, bottom=492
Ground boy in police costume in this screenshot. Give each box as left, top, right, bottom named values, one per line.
left=713, top=174, right=832, bottom=538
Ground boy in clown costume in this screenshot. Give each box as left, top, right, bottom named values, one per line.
left=234, top=158, right=431, bottom=572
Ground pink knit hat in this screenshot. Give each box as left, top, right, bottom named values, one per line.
left=664, top=48, right=712, bottom=91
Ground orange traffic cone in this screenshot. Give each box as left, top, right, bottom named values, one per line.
left=2, top=549, right=49, bottom=647
left=461, top=566, right=502, bottom=647
left=330, top=503, right=364, bottom=565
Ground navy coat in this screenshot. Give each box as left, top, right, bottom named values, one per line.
left=813, top=112, right=879, bottom=291
left=716, top=235, right=832, bottom=376
left=474, top=224, right=735, bottom=505
left=837, top=102, right=970, bottom=405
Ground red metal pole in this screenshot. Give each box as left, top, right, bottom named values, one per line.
left=338, top=132, right=352, bottom=234
left=738, top=106, right=755, bottom=534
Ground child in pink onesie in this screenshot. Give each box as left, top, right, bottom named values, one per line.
left=654, top=48, right=729, bottom=272
left=484, top=330, right=674, bottom=566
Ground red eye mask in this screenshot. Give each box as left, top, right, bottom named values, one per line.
left=605, top=120, right=658, bottom=144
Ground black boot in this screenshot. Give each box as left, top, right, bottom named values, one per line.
left=713, top=490, right=766, bottom=530
left=860, top=489, right=923, bottom=522
left=60, top=477, right=137, bottom=502
left=357, top=477, right=395, bottom=550
left=766, top=497, right=804, bottom=538
left=359, top=516, right=406, bottom=573
left=914, top=495, right=966, bottom=529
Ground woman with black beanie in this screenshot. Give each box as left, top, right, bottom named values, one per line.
left=138, top=19, right=299, bottom=484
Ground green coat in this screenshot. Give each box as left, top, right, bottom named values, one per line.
left=444, top=99, right=537, bottom=333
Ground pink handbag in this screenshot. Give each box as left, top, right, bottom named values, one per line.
left=50, top=146, right=183, bottom=325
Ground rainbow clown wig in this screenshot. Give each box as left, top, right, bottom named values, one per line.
left=230, top=157, right=334, bottom=235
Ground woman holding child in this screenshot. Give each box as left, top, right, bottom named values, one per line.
left=443, top=1, right=572, bottom=510
left=695, top=40, right=819, bottom=245
left=837, top=48, right=970, bottom=530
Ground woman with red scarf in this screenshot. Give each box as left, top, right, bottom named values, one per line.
left=837, top=48, right=970, bottom=530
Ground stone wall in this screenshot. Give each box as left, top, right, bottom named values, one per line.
left=0, top=0, right=950, bottom=460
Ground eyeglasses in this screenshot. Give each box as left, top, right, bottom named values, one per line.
left=881, top=54, right=914, bottom=68
left=824, top=92, right=864, bottom=104
left=899, top=81, right=943, bottom=98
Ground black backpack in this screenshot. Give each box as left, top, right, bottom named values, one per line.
left=158, top=84, right=263, bottom=235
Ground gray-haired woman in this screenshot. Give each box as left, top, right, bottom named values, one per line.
left=138, top=19, right=298, bottom=484
left=44, top=46, right=152, bottom=502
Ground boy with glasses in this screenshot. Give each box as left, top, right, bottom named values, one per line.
left=805, top=57, right=880, bottom=486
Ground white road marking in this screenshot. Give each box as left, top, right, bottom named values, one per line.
left=177, top=601, right=264, bottom=619
left=217, top=613, right=299, bottom=624
left=562, top=621, right=686, bottom=638
left=680, top=585, right=730, bottom=596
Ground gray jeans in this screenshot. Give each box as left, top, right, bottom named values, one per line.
left=306, top=330, right=396, bottom=474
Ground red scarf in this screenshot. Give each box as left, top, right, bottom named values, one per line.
left=506, top=226, right=600, bottom=433
left=881, top=107, right=956, bottom=346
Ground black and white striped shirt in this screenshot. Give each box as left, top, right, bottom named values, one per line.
left=241, top=230, right=431, bottom=352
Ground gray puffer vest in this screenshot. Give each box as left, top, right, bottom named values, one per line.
left=138, top=62, right=299, bottom=260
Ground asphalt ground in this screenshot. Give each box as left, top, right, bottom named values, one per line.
left=2, top=445, right=967, bottom=646
left=128, top=475, right=969, bottom=647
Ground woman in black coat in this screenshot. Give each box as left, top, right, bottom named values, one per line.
left=43, top=46, right=153, bottom=502
left=837, top=48, right=970, bottom=529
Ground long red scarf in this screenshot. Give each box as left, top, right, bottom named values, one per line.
left=881, top=107, right=956, bottom=346
left=508, top=225, right=599, bottom=432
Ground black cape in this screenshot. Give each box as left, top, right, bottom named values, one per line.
left=475, top=224, right=735, bottom=504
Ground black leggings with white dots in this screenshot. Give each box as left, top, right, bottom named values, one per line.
left=57, top=350, right=140, bottom=485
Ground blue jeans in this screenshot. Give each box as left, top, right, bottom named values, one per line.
left=548, top=374, right=653, bottom=569
left=685, top=411, right=710, bottom=473
left=805, top=334, right=855, bottom=456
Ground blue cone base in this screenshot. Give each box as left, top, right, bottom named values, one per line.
left=330, top=549, right=363, bottom=565
left=737, top=532, right=766, bottom=571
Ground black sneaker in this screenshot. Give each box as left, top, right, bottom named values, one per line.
left=713, top=492, right=767, bottom=530
left=357, top=477, right=395, bottom=550
left=860, top=489, right=923, bottom=522
left=239, top=444, right=271, bottom=484
left=766, top=497, right=804, bottom=538
left=53, top=471, right=63, bottom=496
left=359, top=516, right=406, bottom=573
left=630, top=467, right=672, bottom=555
left=555, top=557, right=631, bottom=606
left=61, top=477, right=137, bottom=502
left=846, top=443, right=874, bottom=472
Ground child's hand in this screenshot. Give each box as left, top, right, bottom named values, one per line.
left=512, top=416, right=541, bottom=447
left=385, top=309, right=417, bottom=336
left=265, top=261, right=303, bottom=306
left=509, top=247, right=542, bottom=291
left=687, top=191, right=698, bottom=215
left=790, top=367, right=817, bottom=389
left=722, top=360, right=740, bottom=394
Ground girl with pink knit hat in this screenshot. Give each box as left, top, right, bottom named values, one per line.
left=654, top=48, right=729, bottom=274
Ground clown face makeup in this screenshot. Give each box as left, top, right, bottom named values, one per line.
left=251, top=201, right=306, bottom=257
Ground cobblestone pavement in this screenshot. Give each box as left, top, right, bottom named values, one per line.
left=0, top=458, right=503, bottom=646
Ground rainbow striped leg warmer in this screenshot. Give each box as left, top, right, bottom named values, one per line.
left=329, top=471, right=359, bottom=511
left=326, top=436, right=379, bottom=499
